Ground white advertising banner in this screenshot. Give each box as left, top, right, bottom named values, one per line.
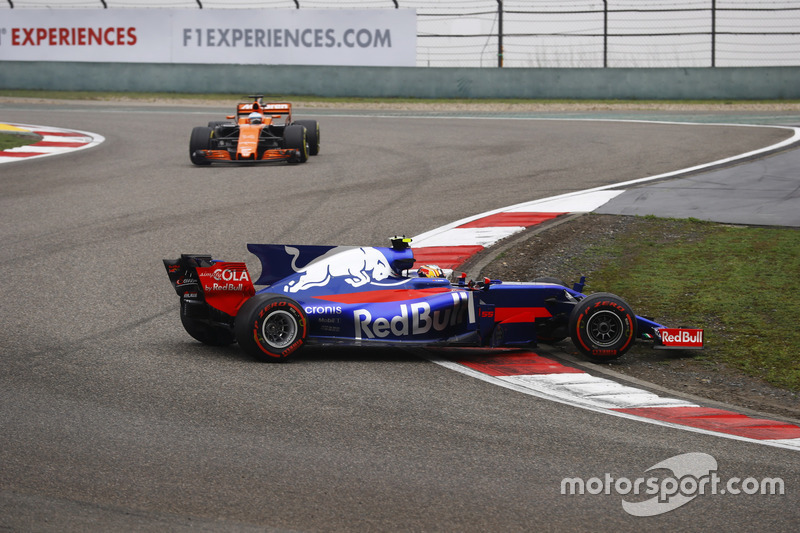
left=0, top=9, right=417, bottom=66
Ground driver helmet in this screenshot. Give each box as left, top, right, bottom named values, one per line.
left=417, top=265, right=444, bottom=278
left=248, top=112, right=263, bottom=124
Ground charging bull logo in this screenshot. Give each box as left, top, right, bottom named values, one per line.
left=283, top=246, right=393, bottom=293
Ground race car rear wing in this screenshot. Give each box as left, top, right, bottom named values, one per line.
left=164, top=254, right=255, bottom=317
left=230, top=96, right=293, bottom=124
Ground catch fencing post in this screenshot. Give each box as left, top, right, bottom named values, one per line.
left=603, top=1, right=608, bottom=67
left=497, top=1, right=504, bottom=67
left=711, top=0, right=717, bottom=67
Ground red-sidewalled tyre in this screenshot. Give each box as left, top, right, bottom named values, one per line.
left=234, top=295, right=308, bottom=362
left=569, top=292, right=637, bottom=362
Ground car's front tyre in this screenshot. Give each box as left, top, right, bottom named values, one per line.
left=569, top=292, right=637, bottom=362
left=293, top=120, right=320, bottom=155
left=283, top=124, right=309, bottom=164
left=189, top=126, right=213, bottom=166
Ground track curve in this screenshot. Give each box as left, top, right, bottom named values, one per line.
left=1, top=102, right=798, bottom=531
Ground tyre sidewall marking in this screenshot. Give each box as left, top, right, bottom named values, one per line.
left=577, top=300, right=635, bottom=357
left=254, top=300, right=307, bottom=358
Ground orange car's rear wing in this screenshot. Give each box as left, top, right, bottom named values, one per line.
left=230, top=101, right=293, bottom=124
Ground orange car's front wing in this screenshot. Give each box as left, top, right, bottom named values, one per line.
left=197, top=149, right=300, bottom=163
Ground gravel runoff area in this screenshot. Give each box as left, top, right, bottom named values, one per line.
left=477, top=214, right=800, bottom=423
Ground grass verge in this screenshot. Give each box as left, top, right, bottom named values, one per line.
left=0, top=131, right=39, bottom=151
left=578, top=216, right=799, bottom=391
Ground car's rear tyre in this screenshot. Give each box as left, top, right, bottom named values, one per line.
left=293, top=120, right=320, bottom=155
left=180, top=301, right=235, bottom=346
left=234, top=295, right=307, bottom=362
left=283, top=124, right=309, bottom=164
left=189, top=126, right=212, bottom=166
left=569, top=292, right=637, bottom=362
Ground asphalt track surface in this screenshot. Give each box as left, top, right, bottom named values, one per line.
left=2, top=101, right=799, bottom=531
left=596, top=128, right=800, bottom=226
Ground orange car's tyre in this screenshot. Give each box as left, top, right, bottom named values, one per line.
left=189, top=126, right=212, bottom=166
left=234, top=295, right=308, bottom=362
left=293, top=120, right=320, bottom=155
left=283, top=124, right=309, bottom=164
left=569, top=292, right=637, bottom=362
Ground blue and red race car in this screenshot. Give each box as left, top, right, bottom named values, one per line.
left=164, top=237, right=703, bottom=363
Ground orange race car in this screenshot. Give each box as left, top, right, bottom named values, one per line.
left=189, top=95, right=320, bottom=165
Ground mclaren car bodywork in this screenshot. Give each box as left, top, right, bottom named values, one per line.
left=189, top=95, right=320, bottom=165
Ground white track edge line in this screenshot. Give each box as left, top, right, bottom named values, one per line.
left=421, top=352, right=800, bottom=452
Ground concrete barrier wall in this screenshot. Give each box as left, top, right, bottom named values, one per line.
left=2, top=61, right=799, bottom=99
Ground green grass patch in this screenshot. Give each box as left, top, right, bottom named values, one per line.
left=0, top=131, right=39, bottom=151
left=578, top=216, right=800, bottom=391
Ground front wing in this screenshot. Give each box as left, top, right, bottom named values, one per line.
left=194, top=148, right=302, bottom=163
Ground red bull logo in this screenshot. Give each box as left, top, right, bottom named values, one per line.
left=354, top=292, right=470, bottom=340
left=659, top=328, right=704, bottom=348
left=284, top=246, right=394, bottom=293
